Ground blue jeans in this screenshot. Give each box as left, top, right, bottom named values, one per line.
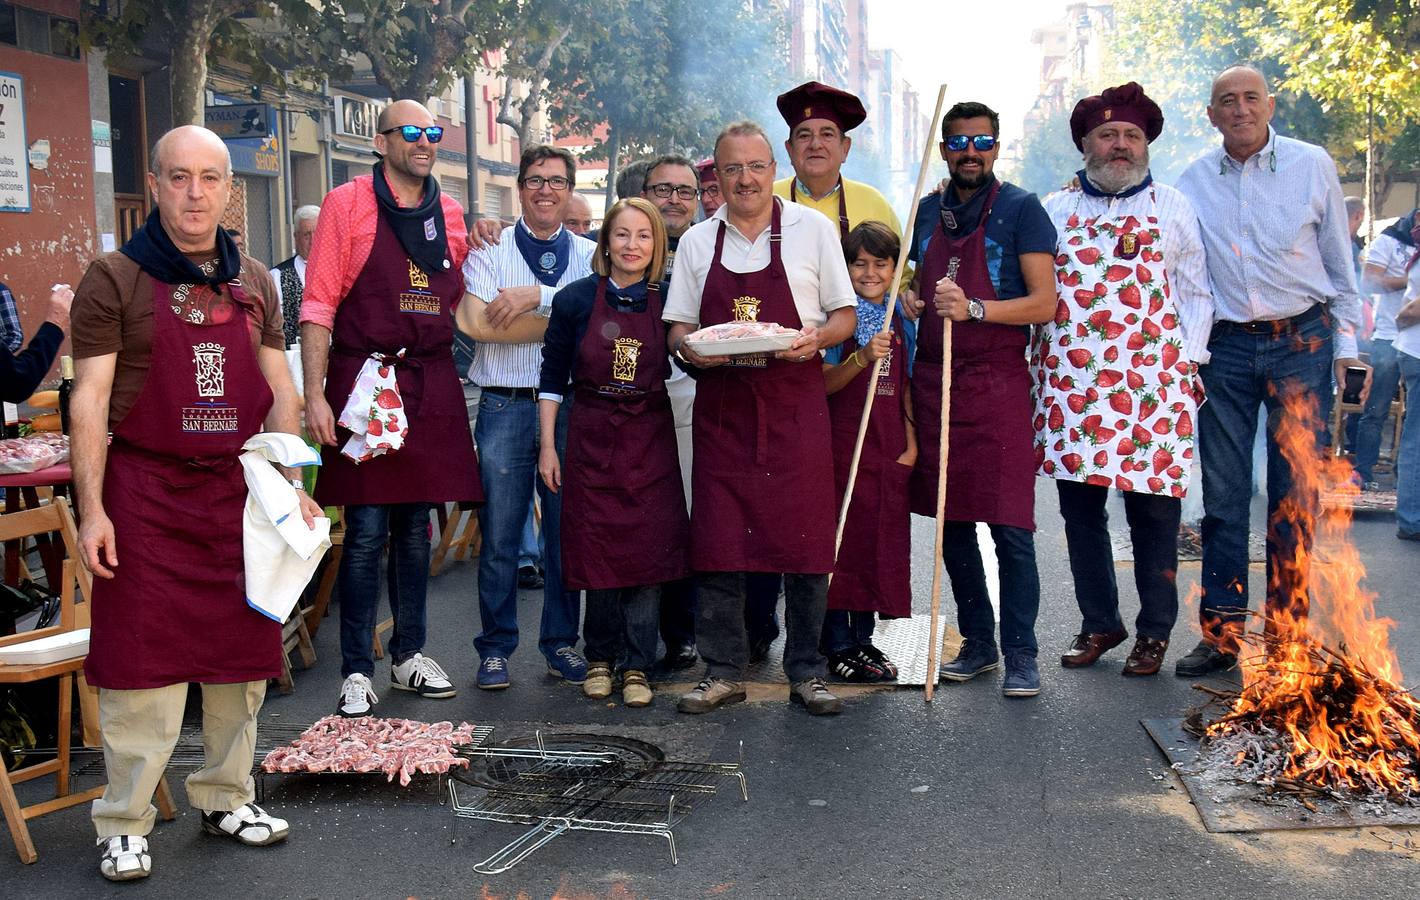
left=1354, top=339, right=1402, bottom=482
left=338, top=502, right=434, bottom=678
left=518, top=497, right=541, bottom=569
left=1198, top=312, right=1332, bottom=638
left=583, top=585, right=660, bottom=672
left=1398, top=350, right=1420, bottom=534
left=940, top=521, right=1040, bottom=656
left=473, top=392, right=581, bottom=662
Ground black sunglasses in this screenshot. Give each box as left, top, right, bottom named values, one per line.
left=381, top=125, right=444, bottom=143
left=944, top=134, right=997, bottom=152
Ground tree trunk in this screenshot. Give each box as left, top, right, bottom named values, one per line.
left=603, top=124, right=619, bottom=216
left=169, top=0, right=221, bottom=126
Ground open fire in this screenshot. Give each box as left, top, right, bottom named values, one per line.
left=1193, top=390, right=1420, bottom=805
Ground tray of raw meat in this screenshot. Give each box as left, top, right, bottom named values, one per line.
left=260, top=715, right=491, bottom=786
left=684, top=321, right=802, bottom=357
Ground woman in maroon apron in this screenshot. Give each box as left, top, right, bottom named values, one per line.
left=538, top=198, right=688, bottom=708
left=822, top=222, right=914, bottom=682
left=87, top=277, right=278, bottom=688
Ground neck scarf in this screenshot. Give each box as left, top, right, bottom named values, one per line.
left=854, top=296, right=887, bottom=348
left=119, top=207, right=239, bottom=287
left=514, top=219, right=571, bottom=286
left=1077, top=169, right=1154, bottom=200
left=605, top=275, right=650, bottom=311
left=370, top=161, right=449, bottom=277
left=940, top=176, right=998, bottom=238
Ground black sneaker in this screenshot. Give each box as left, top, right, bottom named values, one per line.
left=827, top=648, right=887, bottom=682
left=517, top=565, right=545, bottom=589
left=858, top=643, right=898, bottom=680
left=1174, top=639, right=1238, bottom=677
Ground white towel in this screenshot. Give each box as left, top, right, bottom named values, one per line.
left=240, top=432, right=331, bottom=623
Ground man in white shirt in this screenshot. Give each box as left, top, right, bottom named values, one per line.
left=269, top=205, right=319, bottom=394
left=1393, top=256, right=1420, bottom=540
left=1355, top=210, right=1417, bottom=488
left=1174, top=65, right=1370, bottom=676
left=457, top=145, right=596, bottom=690
left=664, top=120, right=855, bottom=716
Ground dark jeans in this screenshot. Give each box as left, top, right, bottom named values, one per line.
left=745, top=573, right=782, bottom=644
left=822, top=610, right=876, bottom=655
left=473, top=392, right=581, bottom=662
left=338, top=502, right=434, bottom=678
left=940, top=521, right=1040, bottom=656
left=1355, top=339, right=1402, bottom=482
left=1198, top=312, right=1332, bottom=638
left=583, top=584, right=660, bottom=673
left=697, top=571, right=827, bottom=682
left=1056, top=480, right=1181, bottom=641
left=658, top=576, right=697, bottom=649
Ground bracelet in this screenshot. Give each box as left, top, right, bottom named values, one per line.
left=851, top=350, right=867, bottom=368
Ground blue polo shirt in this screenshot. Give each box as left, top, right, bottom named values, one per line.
left=911, top=182, right=1056, bottom=300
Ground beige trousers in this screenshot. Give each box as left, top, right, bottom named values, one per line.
left=91, top=680, right=266, bottom=838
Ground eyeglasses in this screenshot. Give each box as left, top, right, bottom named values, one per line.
left=944, top=134, right=997, bottom=152
left=520, top=175, right=572, bottom=191
left=380, top=125, right=444, bottom=143
left=700, top=183, right=721, bottom=197
left=717, top=161, right=773, bottom=177
left=645, top=182, right=699, bottom=200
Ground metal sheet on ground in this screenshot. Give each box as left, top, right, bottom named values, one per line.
left=1142, top=717, right=1420, bottom=833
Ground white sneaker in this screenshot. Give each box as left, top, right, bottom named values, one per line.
left=391, top=652, right=457, bottom=698
left=200, top=803, right=289, bottom=846
left=337, top=673, right=378, bottom=717
left=98, top=835, right=151, bottom=881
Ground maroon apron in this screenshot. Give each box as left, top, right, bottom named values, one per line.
left=86, top=278, right=278, bottom=689
left=790, top=179, right=851, bottom=243
left=560, top=278, right=690, bottom=590
left=910, top=182, right=1037, bottom=530
left=826, top=322, right=912, bottom=616
left=315, top=208, right=482, bottom=506
left=691, top=199, right=837, bottom=573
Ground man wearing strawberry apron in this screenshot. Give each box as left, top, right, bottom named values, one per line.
left=71, top=126, right=320, bottom=881
left=908, top=102, right=1058, bottom=697
left=301, top=100, right=483, bottom=716
left=1032, top=83, right=1216, bottom=677
left=665, top=120, right=856, bottom=716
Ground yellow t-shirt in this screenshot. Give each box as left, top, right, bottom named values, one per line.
left=773, top=176, right=903, bottom=237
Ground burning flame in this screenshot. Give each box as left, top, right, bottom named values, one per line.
left=1203, top=389, right=1420, bottom=800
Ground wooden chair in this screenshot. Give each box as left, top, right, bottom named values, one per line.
left=0, top=499, right=175, bottom=864
left=430, top=501, right=482, bottom=576
left=301, top=515, right=391, bottom=659
left=1331, top=373, right=1407, bottom=466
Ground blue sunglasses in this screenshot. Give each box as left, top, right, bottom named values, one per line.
left=381, top=125, right=444, bottom=143
left=944, top=134, right=997, bottom=152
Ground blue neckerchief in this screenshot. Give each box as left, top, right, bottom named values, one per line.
left=854, top=297, right=887, bottom=347
left=514, top=220, right=571, bottom=286
left=824, top=299, right=916, bottom=378
left=940, top=176, right=996, bottom=237
left=605, top=276, right=649, bottom=310
left=1077, top=169, right=1154, bottom=199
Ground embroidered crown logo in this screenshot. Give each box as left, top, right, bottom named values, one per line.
left=612, top=337, right=642, bottom=383
left=1103, top=108, right=1113, bottom=121
left=192, top=342, right=227, bottom=398
left=408, top=260, right=430, bottom=289
left=732, top=296, right=761, bottom=322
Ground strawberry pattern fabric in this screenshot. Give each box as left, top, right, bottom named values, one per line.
left=1030, top=189, right=1197, bottom=497
left=337, top=351, right=409, bottom=462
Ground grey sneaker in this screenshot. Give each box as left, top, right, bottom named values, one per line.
left=789, top=678, right=843, bottom=715
left=1002, top=651, right=1041, bottom=697
left=677, top=678, right=746, bottom=714
left=938, top=641, right=1001, bottom=682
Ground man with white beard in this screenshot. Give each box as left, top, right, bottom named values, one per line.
left=1032, top=82, right=1215, bottom=677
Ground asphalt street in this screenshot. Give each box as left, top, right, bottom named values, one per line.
left=4, top=480, right=1419, bottom=899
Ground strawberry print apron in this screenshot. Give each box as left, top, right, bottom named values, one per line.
left=1030, top=189, right=1197, bottom=497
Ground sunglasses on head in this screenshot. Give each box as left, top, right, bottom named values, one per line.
left=944, top=134, right=997, bottom=152
left=381, top=125, right=444, bottom=143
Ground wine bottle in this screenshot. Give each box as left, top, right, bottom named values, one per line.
left=58, top=355, right=74, bottom=434
left=2, top=402, right=18, bottom=439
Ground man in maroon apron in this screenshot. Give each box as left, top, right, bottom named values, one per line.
left=908, top=102, right=1059, bottom=698
left=71, top=126, right=320, bottom=881
left=665, top=120, right=857, bottom=716
left=301, top=100, right=482, bottom=717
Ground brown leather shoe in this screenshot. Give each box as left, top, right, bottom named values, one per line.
left=1060, top=627, right=1128, bottom=668
left=1122, top=636, right=1169, bottom=677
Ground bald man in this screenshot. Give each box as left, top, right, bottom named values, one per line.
left=71, top=125, right=319, bottom=880
left=563, top=192, right=594, bottom=235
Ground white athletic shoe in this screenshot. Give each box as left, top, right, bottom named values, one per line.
left=200, top=803, right=290, bottom=846
left=98, top=835, right=151, bottom=881
left=391, top=652, right=457, bottom=698
left=337, top=672, right=378, bottom=717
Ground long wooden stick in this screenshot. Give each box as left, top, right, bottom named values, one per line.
left=923, top=318, right=953, bottom=702
left=832, top=84, right=949, bottom=564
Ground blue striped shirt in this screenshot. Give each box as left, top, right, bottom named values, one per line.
left=0, top=283, right=23, bottom=353
left=460, top=221, right=595, bottom=388
left=1175, top=128, right=1361, bottom=359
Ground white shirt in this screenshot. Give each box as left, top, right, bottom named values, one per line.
left=268, top=255, right=307, bottom=311
left=663, top=199, right=856, bottom=328
left=1175, top=127, right=1361, bottom=359
left=462, top=221, right=595, bottom=388
left=1364, top=232, right=1414, bottom=342
left=1042, top=182, right=1215, bottom=365
left=1394, top=264, right=1420, bottom=360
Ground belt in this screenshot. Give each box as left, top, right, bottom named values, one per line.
left=480, top=386, right=538, bottom=399
left=1212, top=303, right=1327, bottom=337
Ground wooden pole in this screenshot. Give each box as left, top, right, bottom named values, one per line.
left=922, top=319, right=953, bottom=702
left=832, top=84, right=949, bottom=565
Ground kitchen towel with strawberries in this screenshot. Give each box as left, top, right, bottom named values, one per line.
left=1030, top=188, right=1197, bottom=498
left=337, top=351, right=408, bottom=463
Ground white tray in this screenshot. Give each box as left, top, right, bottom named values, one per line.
left=0, top=628, right=89, bottom=665
left=684, top=333, right=798, bottom=357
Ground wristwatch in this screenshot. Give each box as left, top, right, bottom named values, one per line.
left=967, top=299, right=986, bottom=322
left=289, top=477, right=306, bottom=493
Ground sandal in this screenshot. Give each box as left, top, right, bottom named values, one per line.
left=98, top=835, right=151, bottom=881
left=200, top=803, right=290, bottom=846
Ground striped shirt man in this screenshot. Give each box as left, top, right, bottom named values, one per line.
left=461, top=222, right=595, bottom=388
left=0, top=282, right=23, bottom=353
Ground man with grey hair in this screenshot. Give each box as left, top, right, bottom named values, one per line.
left=270, top=204, right=320, bottom=393
left=70, top=125, right=318, bottom=881
left=664, top=119, right=856, bottom=716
